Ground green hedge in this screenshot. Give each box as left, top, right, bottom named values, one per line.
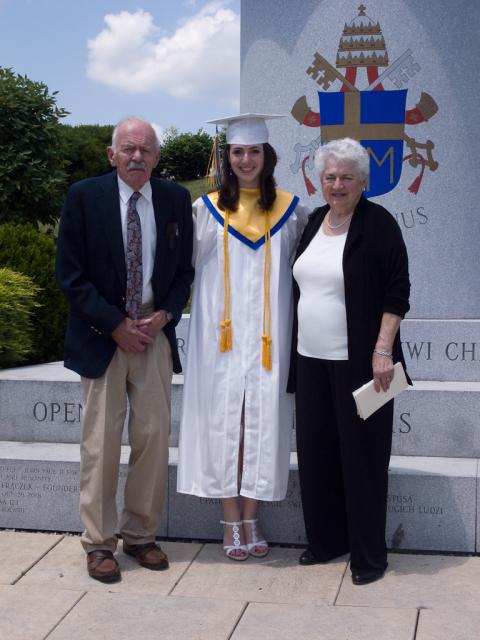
left=0, top=268, right=40, bottom=368
left=0, top=223, right=67, bottom=364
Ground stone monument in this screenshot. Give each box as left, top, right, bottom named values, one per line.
left=240, top=0, right=480, bottom=552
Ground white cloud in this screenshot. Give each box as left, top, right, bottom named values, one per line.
left=86, top=2, right=239, bottom=103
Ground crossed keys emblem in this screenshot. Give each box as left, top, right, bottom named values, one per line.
left=291, top=44, right=439, bottom=196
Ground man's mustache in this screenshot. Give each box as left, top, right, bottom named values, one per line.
left=128, top=161, right=145, bottom=170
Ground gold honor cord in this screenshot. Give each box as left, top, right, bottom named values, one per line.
left=219, top=208, right=273, bottom=371
left=220, top=209, right=233, bottom=352
left=262, top=210, right=272, bottom=371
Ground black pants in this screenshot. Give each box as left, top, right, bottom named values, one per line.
left=295, top=354, right=392, bottom=573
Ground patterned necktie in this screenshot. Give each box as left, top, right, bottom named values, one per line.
left=125, top=191, right=142, bottom=319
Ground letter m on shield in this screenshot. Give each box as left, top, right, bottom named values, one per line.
left=318, top=89, right=407, bottom=197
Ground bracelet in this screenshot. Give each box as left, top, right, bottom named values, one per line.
left=373, top=349, right=392, bottom=358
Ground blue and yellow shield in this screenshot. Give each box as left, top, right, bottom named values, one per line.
left=319, top=89, right=407, bottom=197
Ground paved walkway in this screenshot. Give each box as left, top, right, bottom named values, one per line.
left=1, top=530, right=479, bottom=639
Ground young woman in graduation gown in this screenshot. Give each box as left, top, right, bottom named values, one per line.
left=177, top=114, right=309, bottom=559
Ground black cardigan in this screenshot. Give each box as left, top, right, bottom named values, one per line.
left=287, top=196, right=411, bottom=393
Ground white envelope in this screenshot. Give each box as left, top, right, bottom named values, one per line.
left=352, top=362, right=409, bottom=420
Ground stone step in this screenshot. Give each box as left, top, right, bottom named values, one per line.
left=0, top=441, right=166, bottom=536
left=0, top=362, right=183, bottom=448
left=180, top=316, right=480, bottom=382
left=6, top=313, right=472, bottom=389
left=1, top=362, right=480, bottom=458
left=0, top=442, right=478, bottom=553
left=53, top=315, right=477, bottom=382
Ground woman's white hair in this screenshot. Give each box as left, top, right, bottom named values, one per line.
left=314, top=137, right=370, bottom=180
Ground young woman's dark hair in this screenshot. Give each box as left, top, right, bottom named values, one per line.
left=217, top=143, right=278, bottom=212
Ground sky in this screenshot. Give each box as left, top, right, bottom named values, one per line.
left=0, top=0, right=240, bottom=138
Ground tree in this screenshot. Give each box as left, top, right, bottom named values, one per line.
left=59, top=124, right=114, bottom=187
left=158, top=129, right=213, bottom=181
left=0, top=67, right=68, bottom=226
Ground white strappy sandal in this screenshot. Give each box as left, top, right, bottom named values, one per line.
left=220, top=520, right=248, bottom=561
left=243, top=519, right=269, bottom=557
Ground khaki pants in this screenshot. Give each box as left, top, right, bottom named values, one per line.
left=79, top=330, right=172, bottom=553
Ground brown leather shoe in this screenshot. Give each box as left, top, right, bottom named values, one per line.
left=123, top=541, right=169, bottom=570
left=87, top=550, right=121, bottom=583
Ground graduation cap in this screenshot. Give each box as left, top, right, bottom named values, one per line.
left=206, top=113, right=285, bottom=145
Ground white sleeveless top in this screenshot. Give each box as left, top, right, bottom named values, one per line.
left=293, top=226, right=348, bottom=360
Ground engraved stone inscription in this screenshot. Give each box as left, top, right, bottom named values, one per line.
left=0, top=463, right=79, bottom=516
left=401, top=340, right=479, bottom=363
left=0, top=460, right=131, bottom=532
left=392, top=205, right=428, bottom=230
left=199, top=497, right=221, bottom=505
left=403, top=341, right=432, bottom=361
left=393, top=412, right=412, bottom=435
left=33, top=402, right=82, bottom=424
left=445, top=342, right=477, bottom=361
left=387, top=493, right=444, bottom=515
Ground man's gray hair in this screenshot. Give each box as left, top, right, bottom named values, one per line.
left=111, top=117, right=161, bottom=152
left=314, top=138, right=370, bottom=180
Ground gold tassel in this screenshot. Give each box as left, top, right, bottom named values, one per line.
left=220, top=208, right=232, bottom=352
left=262, top=211, right=272, bottom=371
left=206, top=126, right=222, bottom=191
left=220, top=319, right=232, bottom=352
left=262, top=335, right=272, bottom=370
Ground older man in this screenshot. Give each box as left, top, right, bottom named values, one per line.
left=56, top=117, right=193, bottom=582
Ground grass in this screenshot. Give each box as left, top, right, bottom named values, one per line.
left=179, top=177, right=213, bottom=202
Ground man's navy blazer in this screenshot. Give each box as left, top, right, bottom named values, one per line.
left=56, top=171, right=194, bottom=378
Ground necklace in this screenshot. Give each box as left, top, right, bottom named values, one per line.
left=326, top=211, right=353, bottom=230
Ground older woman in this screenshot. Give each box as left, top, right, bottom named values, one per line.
left=288, top=138, right=410, bottom=585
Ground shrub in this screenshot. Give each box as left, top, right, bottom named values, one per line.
left=0, top=268, right=40, bottom=368
left=0, top=223, right=67, bottom=364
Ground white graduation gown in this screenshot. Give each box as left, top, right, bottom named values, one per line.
left=177, top=190, right=309, bottom=501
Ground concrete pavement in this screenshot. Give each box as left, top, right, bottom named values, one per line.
left=1, top=530, right=479, bottom=639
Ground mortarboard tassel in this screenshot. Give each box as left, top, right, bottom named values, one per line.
left=207, top=126, right=222, bottom=191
